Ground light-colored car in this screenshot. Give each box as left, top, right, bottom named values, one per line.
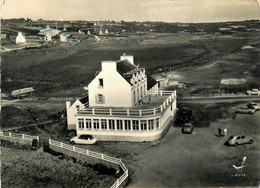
left=70, top=134, right=98, bottom=145
left=246, top=89, right=260, bottom=96
left=247, top=102, right=260, bottom=111
left=235, top=106, right=256, bottom=114
left=225, top=135, right=254, bottom=146
left=182, top=123, right=194, bottom=134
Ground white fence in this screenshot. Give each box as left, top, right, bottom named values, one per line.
left=0, top=131, right=39, bottom=141
left=49, top=139, right=128, bottom=188
left=78, top=90, right=176, bottom=117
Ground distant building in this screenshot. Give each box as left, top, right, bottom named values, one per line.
left=229, top=25, right=246, bottom=29
left=16, top=32, right=26, bottom=44
left=11, top=87, right=35, bottom=96
left=38, top=25, right=61, bottom=37
left=105, top=29, right=109, bottom=35
left=87, top=31, right=91, bottom=35
left=60, top=33, right=67, bottom=42
left=44, top=33, right=52, bottom=41
left=99, top=30, right=103, bottom=35
left=219, top=27, right=232, bottom=31
left=66, top=54, right=177, bottom=142
left=1, top=33, right=8, bottom=40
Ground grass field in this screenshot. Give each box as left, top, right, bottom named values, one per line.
left=1, top=142, right=118, bottom=188
left=2, top=25, right=259, bottom=97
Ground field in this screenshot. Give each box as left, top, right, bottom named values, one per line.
left=1, top=142, right=119, bottom=188
left=1, top=20, right=260, bottom=187
left=2, top=21, right=260, bottom=97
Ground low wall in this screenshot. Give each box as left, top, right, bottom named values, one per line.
left=0, top=136, right=33, bottom=145
left=49, top=142, right=120, bottom=171
left=0, top=132, right=39, bottom=148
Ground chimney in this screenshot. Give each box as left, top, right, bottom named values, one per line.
left=101, top=61, right=117, bottom=72
left=66, top=101, right=71, bottom=111
left=120, top=53, right=134, bottom=65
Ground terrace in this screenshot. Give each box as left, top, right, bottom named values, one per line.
left=77, top=90, right=176, bottom=117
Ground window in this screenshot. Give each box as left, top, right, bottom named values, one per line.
left=132, top=120, right=139, bottom=131
left=78, top=119, right=84, bottom=129
left=124, top=120, right=131, bottom=131
left=148, top=119, right=154, bottom=130
left=140, top=120, right=147, bottom=131
left=93, top=119, right=99, bottom=129
left=156, top=118, right=160, bottom=128
left=101, top=119, right=107, bottom=129
left=133, top=91, right=136, bottom=103
left=116, top=120, right=123, bottom=130
left=99, top=78, right=104, bottom=87
left=96, top=94, right=105, bottom=104
left=109, top=120, right=115, bottom=130
left=86, top=119, right=92, bottom=129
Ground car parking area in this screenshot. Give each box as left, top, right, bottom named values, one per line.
left=79, top=103, right=260, bottom=187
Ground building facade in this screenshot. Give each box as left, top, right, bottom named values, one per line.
left=66, top=54, right=177, bottom=142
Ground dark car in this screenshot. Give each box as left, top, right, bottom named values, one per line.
left=182, top=123, right=194, bottom=134
left=177, top=109, right=193, bottom=123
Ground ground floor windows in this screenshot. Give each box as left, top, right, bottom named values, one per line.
left=156, top=118, right=160, bottom=128
left=93, top=119, right=99, bottom=129
left=117, top=120, right=123, bottom=130
left=140, top=120, right=147, bottom=130
left=86, top=119, right=91, bottom=129
left=78, top=119, right=84, bottom=129
left=124, top=120, right=131, bottom=131
left=132, top=120, right=139, bottom=131
left=101, top=119, right=107, bottom=129
left=109, top=120, right=115, bottom=130
left=148, top=119, right=154, bottom=130
left=77, top=117, right=163, bottom=132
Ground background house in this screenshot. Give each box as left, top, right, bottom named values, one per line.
left=15, top=32, right=26, bottom=44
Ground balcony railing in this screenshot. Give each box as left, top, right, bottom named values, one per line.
left=78, top=90, right=176, bottom=117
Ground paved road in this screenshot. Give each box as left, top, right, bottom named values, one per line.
left=2, top=120, right=56, bottom=131
left=1, top=95, right=260, bottom=107
left=178, top=96, right=260, bottom=103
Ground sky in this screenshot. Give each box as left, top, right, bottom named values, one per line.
left=1, top=0, right=260, bottom=23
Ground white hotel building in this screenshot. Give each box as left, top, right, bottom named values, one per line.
left=66, top=54, right=177, bottom=142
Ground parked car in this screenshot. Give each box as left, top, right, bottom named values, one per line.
left=247, top=102, right=260, bottom=111
left=225, top=135, right=254, bottom=146
left=177, top=109, right=193, bottom=123
left=70, top=134, right=98, bottom=145
left=182, top=123, right=194, bottom=134
left=235, top=106, right=256, bottom=114
left=246, top=89, right=260, bottom=96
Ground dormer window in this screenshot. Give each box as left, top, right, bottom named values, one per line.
left=99, top=78, right=104, bottom=87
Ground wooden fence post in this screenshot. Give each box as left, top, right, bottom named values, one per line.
left=87, top=150, right=89, bottom=155
left=9, top=132, right=11, bottom=137
left=73, top=146, right=75, bottom=151
left=102, top=153, right=104, bottom=159
left=22, top=134, right=24, bottom=139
